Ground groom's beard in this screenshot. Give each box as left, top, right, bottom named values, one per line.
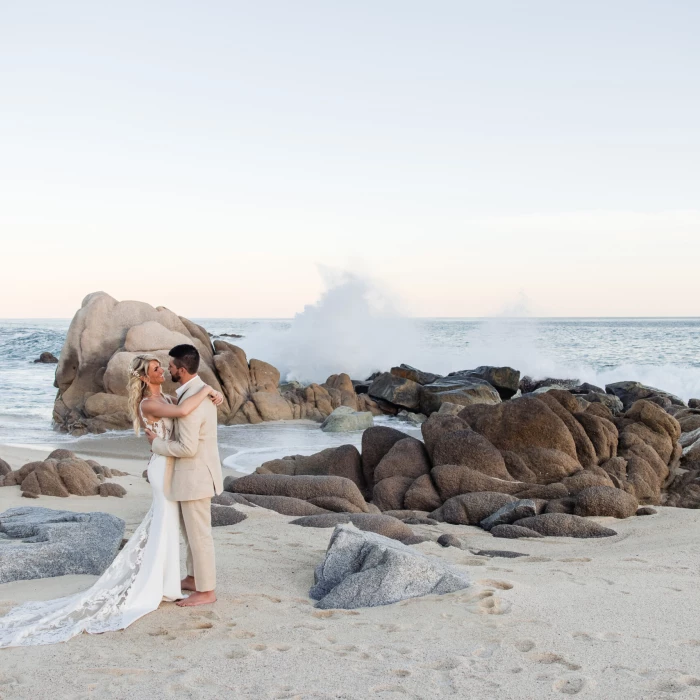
left=171, top=369, right=182, bottom=384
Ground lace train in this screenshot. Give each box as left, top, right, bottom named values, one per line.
left=0, top=506, right=153, bottom=648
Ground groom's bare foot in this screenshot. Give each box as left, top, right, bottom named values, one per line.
left=176, top=590, right=217, bottom=607
left=181, top=576, right=197, bottom=592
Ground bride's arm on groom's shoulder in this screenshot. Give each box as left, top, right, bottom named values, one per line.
left=143, top=386, right=223, bottom=421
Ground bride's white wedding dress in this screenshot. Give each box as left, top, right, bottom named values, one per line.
left=0, top=406, right=182, bottom=648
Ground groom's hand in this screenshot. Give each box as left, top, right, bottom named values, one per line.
left=145, top=428, right=157, bottom=445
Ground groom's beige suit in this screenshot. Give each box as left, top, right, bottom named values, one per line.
left=151, top=375, right=223, bottom=591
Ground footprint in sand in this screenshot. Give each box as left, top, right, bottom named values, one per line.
left=478, top=595, right=511, bottom=615
left=233, top=630, right=256, bottom=639
left=477, top=579, right=514, bottom=590
left=462, top=556, right=488, bottom=566
left=559, top=557, right=591, bottom=563
left=553, top=677, right=588, bottom=694
left=530, top=653, right=581, bottom=671
left=391, top=669, right=411, bottom=677
left=227, top=649, right=250, bottom=659
left=422, top=658, right=462, bottom=671
left=572, top=631, right=621, bottom=643
left=514, top=640, right=536, bottom=652
left=370, top=685, right=408, bottom=694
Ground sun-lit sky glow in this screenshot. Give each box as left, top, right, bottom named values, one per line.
left=2, top=1, right=699, bottom=318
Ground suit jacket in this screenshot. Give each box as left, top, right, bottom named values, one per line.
left=151, top=376, right=223, bottom=502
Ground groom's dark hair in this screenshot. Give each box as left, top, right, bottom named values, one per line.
left=169, top=344, right=200, bottom=374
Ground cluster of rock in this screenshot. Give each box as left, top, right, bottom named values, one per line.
left=0, top=450, right=128, bottom=499
left=53, top=292, right=380, bottom=435
left=223, top=378, right=692, bottom=540
left=0, top=506, right=125, bottom=584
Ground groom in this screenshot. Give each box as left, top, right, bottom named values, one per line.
left=146, top=344, right=223, bottom=607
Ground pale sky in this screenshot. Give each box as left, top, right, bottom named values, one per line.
left=1, top=1, right=699, bottom=318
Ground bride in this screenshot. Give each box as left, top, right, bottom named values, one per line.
left=0, top=353, right=223, bottom=648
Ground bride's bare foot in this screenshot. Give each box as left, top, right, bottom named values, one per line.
left=176, top=590, right=217, bottom=607
left=181, top=576, right=197, bottom=592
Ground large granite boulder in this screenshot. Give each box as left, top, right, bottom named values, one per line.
left=368, top=373, right=422, bottom=411
left=238, top=494, right=330, bottom=516
left=480, top=499, right=543, bottom=530
left=447, top=366, right=521, bottom=400
left=258, top=445, right=366, bottom=493
left=227, top=473, right=369, bottom=513
left=390, top=365, right=442, bottom=385
left=520, top=377, right=581, bottom=394
left=53, top=292, right=225, bottom=434
left=434, top=492, right=517, bottom=525
left=320, top=406, right=374, bottom=433
left=309, top=524, right=470, bottom=609
left=403, top=473, right=443, bottom=511
left=372, top=438, right=431, bottom=511
left=361, top=426, right=408, bottom=488
left=605, top=381, right=685, bottom=411
left=514, top=513, right=617, bottom=538
left=0, top=507, right=125, bottom=583
left=374, top=438, right=431, bottom=482
left=419, top=378, right=501, bottom=415
left=431, top=429, right=512, bottom=479
left=53, top=292, right=362, bottom=435
left=458, top=397, right=579, bottom=461
left=421, top=413, right=469, bottom=459
left=573, top=486, right=638, bottom=518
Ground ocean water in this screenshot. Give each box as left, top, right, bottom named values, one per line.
left=2, top=317, right=700, bottom=471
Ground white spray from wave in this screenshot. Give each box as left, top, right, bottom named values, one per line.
left=239, top=271, right=700, bottom=400
left=240, top=269, right=433, bottom=383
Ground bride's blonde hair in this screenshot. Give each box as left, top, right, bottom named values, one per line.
left=127, top=354, right=160, bottom=436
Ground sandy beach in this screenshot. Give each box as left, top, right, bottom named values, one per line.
left=0, top=441, right=699, bottom=699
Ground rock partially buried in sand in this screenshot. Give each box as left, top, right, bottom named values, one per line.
left=437, top=533, right=463, bottom=548
left=0, top=506, right=125, bottom=583
left=210, top=504, right=248, bottom=527
left=480, top=499, right=542, bottom=531
left=514, top=513, right=617, bottom=538
left=309, top=524, right=470, bottom=609
left=98, top=483, right=126, bottom=498
left=228, top=474, right=369, bottom=513
left=432, top=492, right=518, bottom=526
left=636, top=506, right=658, bottom=516
left=490, top=524, right=544, bottom=539
left=290, top=512, right=418, bottom=543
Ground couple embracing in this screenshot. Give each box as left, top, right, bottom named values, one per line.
left=0, top=344, right=225, bottom=648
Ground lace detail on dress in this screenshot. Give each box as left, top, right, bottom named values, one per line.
left=0, top=507, right=154, bottom=648
left=139, top=398, right=173, bottom=441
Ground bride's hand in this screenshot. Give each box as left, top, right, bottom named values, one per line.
left=209, top=389, right=224, bottom=406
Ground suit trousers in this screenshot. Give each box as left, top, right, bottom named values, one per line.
left=179, top=497, right=216, bottom=591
